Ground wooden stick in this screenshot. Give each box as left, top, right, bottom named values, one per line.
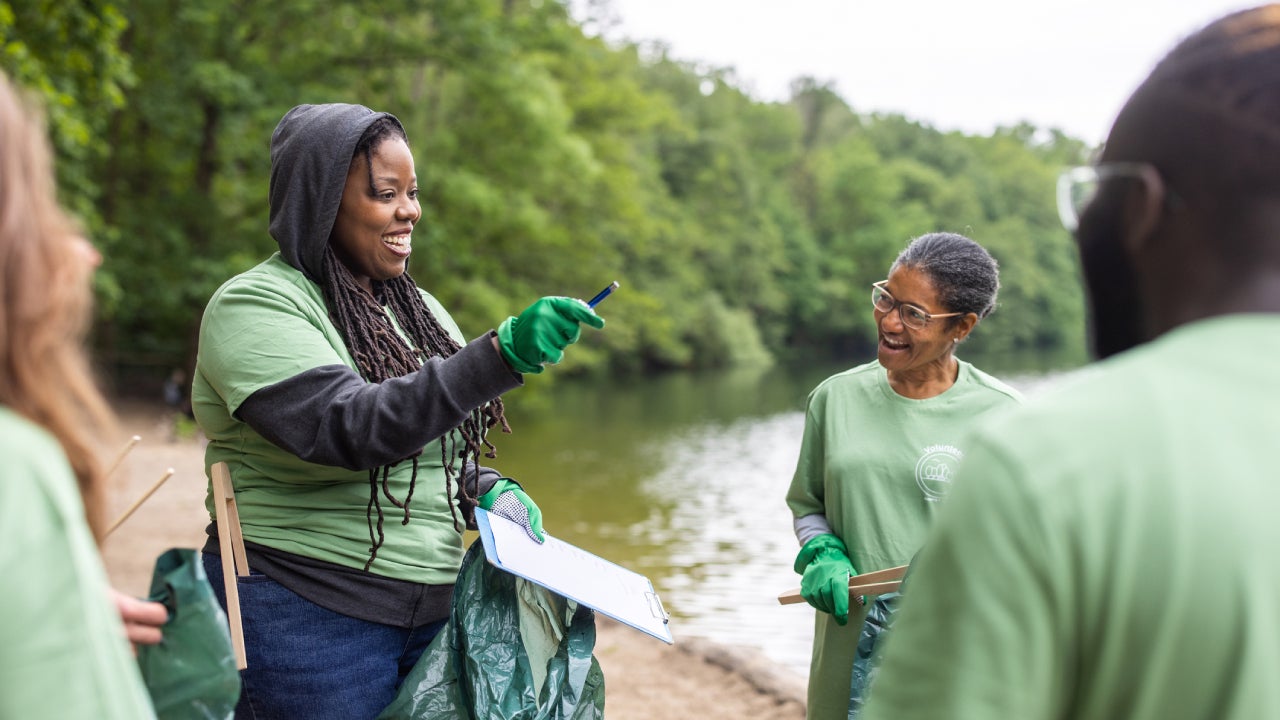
left=777, top=580, right=903, bottom=606
left=105, top=435, right=142, bottom=477
left=777, top=564, right=909, bottom=606
left=211, top=462, right=249, bottom=670
left=104, top=467, right=175, bottom=536
left=848, top=579, right=902, bottom=596
left=848, top=564, right=908, bottom=585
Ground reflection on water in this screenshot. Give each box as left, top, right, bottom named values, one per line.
left=639, top=412, right=814, bottom=674
left=487, top=358, right=1067, bottom=678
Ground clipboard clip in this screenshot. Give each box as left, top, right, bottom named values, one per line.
left=645, top=591, right=670, bottom=624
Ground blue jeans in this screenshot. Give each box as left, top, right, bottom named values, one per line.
left=203, top=553, right=447, bottom=720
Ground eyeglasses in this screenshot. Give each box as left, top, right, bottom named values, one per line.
left=871, top=281, right=963, bottom=330
left=1056, top=162, right=1179, bottom=232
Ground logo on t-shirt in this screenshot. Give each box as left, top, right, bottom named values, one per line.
left=915, top=444, right=963, bottom=502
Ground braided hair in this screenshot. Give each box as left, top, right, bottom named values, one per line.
left=321, top=117, right=510, bottom=570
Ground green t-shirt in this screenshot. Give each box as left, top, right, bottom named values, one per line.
left=786, top=359, right=1022, bottom=720
left=0, top=408, right=156, bottom=718
left=192, top=254, right=467, bottom=584
left=862, top=315, right=1280, bottom=720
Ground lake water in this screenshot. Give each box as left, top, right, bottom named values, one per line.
left=487, top=358, right=1066, bottom=678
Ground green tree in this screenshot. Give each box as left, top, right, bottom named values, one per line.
left=8, top=0, right=1093, bottom=381
left=0, top=1, right=131, bottom=229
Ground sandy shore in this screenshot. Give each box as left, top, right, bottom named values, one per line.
left=100, top=401, right=807, bottom=719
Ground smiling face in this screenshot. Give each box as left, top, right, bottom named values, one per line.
left=329, top=137, right=421, bottom=293
left=875, top=265, right=977, bottom=385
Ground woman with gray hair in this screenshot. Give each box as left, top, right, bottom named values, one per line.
left=785, top=232, right=1022, bottom=719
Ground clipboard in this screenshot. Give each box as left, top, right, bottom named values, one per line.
left=476, top=508, right=674, bottom=644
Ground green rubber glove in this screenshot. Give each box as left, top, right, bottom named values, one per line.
left=478, top=479, right=544, bottom=543
left=497, top=296, right=605, bottom=375
left=794, top=534, right=858, bottom=625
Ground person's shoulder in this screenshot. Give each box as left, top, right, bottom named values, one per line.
left=969, top=356, right=1153, bottom=462
left=0, top=407, right=63, bottom=460
left=955, top=355, right=1176, bottom=523
left=414, top=285, right=439, bottom=303
left=206, top=253, right=319, bottom=309
left=0, top=408, right=74, bottom=504
left=412, top=285, right=464, bottom=339
left=414, top=285, right=452, bottom=318
left=1021, top=345, right=1169, bottom=413
left=958, top=361, right=1025, bottom=404
left=808, top=360, right=880, bottom=397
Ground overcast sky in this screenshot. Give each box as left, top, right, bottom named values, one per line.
left=575, top=0, right=1262, bottom=145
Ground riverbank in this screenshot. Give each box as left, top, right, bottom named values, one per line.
left=99, top=400, right=807, bottom=719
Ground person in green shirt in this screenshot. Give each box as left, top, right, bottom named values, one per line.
left=191, top=104, right=605, bottom=718
left=785, top=232, right=1023, bottom=720
left=861, top=8, right=1280, bottom=719
left=0, top=71, right=160, bottom=719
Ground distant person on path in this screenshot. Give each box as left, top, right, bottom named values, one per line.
left=784, top=232, right=1022, bottom=720
left=191, top=103, right=603, bottom=719
left=162, top=367, right=192, bottom=418
left=0, top=71, right=165, bottom=718
left=861, top=7, right=1280, bottom=719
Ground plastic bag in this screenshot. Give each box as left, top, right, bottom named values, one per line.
left=378, top=542, right=605, bottom=719
left=847, top=590, right=902, bottom=718
left=136, top=548, right=241, bottom=720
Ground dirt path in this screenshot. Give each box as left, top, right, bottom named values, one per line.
left=100, top=401, right=807, bottom=719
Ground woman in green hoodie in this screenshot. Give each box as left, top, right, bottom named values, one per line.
left=192, top=104, right=602, bottom=719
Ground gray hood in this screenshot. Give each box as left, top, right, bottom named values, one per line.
left=268, top=103, right=404, bottom=283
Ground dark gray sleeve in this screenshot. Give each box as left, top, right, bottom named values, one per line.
left=236, top=332, right=522, bottom=470
left=457, top=462, right=505, bottom=530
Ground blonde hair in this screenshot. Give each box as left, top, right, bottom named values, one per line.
left=0, top=71, right=116, bottom=540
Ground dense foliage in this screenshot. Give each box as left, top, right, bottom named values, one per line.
left=3, top=0, right=1092, bottom=386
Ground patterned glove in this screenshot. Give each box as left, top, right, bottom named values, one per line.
left=478, top=479, right=544, bottom=543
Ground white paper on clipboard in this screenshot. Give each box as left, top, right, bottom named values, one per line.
left=475, top=508, right=673, bottom=644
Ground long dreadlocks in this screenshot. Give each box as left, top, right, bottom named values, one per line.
left=321, top=117, right=510, bottom=570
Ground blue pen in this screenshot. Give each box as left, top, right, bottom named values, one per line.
left=587, top=281, right=620, bottom=308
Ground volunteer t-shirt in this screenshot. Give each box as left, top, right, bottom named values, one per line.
left=862, top=315, right=1280, bottom=720
left=192, top=254, right=467, bottom=585
left=0, top=407, right=156, bottom=719
left=786, top=359, right=1022, bottom=720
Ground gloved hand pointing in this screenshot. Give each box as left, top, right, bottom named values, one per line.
left=794, top=533, right=858, bottom=625
left=479, top=479, right=544, bottom=543
left=497, top=296, right=605, bottom=375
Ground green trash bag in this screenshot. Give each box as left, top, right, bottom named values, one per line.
left=847, top=591, right=901, bottom=719
left=136, top=548, right=241, bottom=720
left=378, top=542, right=606, bottom=719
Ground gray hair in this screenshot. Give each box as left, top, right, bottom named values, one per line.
left=890, top=232, right=1000, bottom=319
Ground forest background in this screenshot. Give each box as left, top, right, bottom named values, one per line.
left=2, top=0, right=1093, bottom=390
